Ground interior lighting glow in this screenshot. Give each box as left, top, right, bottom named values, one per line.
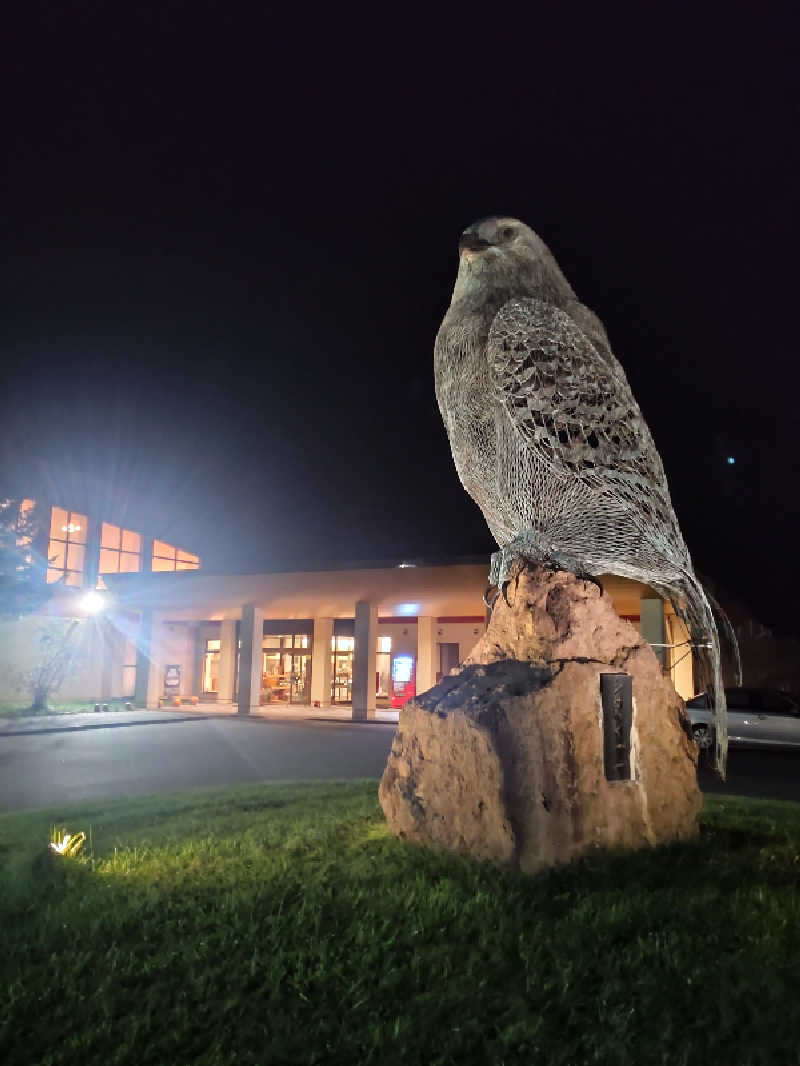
left=396, top=603, right=420, bottom=616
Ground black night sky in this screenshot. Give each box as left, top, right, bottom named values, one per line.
left=3, top=5, right=798, bottom=630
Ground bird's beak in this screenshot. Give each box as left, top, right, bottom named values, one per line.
left=458, top=233, right=492, bottom=255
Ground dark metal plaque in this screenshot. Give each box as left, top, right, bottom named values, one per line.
left=601, top=673, right=633, bottom=781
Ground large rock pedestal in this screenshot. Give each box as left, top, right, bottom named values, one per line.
left=379, top=565, right=701, bottom=873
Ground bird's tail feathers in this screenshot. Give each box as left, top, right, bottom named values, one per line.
left=704, top=589, right=743, bottom=688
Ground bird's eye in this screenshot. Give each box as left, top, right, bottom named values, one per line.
left=501, top=227, right=515, bottom=241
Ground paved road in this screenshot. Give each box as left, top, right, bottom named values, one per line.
left=699, top=746, right=800, bottom=803
left=3, top=711, right=800, bottom=814
left=0, top=713, right=396, bottom=812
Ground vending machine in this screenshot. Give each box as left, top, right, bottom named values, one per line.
left=390, top=654, right=416, bottom=708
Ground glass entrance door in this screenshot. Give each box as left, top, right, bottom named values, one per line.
left=262, top=650, right=312, bottom=704
left=261, top=633, right=312, bottom=705
left=331, top=634, right=354, bottom=703
left=287, top=652, right=311, bottom=704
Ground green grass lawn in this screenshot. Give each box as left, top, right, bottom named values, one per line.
left=0, top=699, right=125, bottom=718
left=1, top=782, right=799, bottom=1066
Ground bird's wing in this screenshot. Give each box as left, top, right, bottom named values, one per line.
left=488, top=297, right=667, bottom=493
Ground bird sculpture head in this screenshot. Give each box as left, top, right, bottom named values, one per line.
left=450, top=215, right=575, bottom=312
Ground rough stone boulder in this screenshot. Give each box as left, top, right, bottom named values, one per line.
left=379, top=565, right=701, bottom=873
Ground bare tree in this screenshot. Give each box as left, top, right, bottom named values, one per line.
left=17, top=619, right=84, bottom=712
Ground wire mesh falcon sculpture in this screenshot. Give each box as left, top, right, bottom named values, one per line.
left=434, top=215, right=728, bottom=776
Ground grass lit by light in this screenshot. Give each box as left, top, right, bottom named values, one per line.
left=0, top=699, right=125, bottom=718
left=1, top=781, right=800, bottom=1065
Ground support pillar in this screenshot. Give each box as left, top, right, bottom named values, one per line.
left=640, top=595, right=667, bottom=670
left=133, top=608, right=153, bottom=708
left=193, top=625, right=206, bottom=698
left=237, top=604, right=263, bottom=715
left=100, top=618, right=125, bottom=699
left=146, top=615, right=164, bottom=708
left=352, top=601, right=377, bottom=720
left=218, top=618, right=237, bottom=703
left=311, top=617, right=334, bottom=707
left=182, top=624, right=196, bottom=700
left=416, top=615, right=435, bottom=696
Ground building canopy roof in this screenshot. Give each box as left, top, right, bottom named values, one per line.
left=105, top=563, right=652, bottom=621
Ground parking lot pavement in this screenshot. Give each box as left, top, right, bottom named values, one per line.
left=0, top=705, right=399, bottom=737
left=0, top=713, right=396, bottom=812
left=4, top=707, right=799, bottom=814
left=699, top=746, right=800, bottom=803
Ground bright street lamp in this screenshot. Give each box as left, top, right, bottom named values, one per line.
left=80, top=590, right=106, bottom=614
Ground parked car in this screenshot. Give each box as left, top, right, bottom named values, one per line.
left=686, top=688, right=800, bottom=751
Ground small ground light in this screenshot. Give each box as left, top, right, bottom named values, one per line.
left=49, top=828, right=86, bottom=857
left=726, top=456, right=736, bottom=465
left=80, top=590, right=106, bottom=614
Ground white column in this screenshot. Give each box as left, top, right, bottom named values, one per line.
left=182, top=624, right=195, bottom=699
left=146, top=615, right=164, bottom=708
left=416, top=615, right=435, bottom=695
left=352, top=601, right=377, bottom=720
left=311, top=617, right=334, bottom=707
left=640, top=595, right=667, bottom=670
left=133, top=608, right=152, bottom=708
left=218, top=618, right=237, bottom=704
left=99, top=618, right=115, bottom=699
left=193, top=625, right=206, bottom=698
left=102, top=620, right=129, bottom=699
left=237, top=604, right=264, bottom=715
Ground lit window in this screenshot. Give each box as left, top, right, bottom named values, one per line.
left=47, top=507, right=88, bottom=586
left=378, top=635, right=392, bottom=654
left=152, top=540, right=200, bottom=572
left=99, top=522, right=142, bottom=578
left=264, top=634, right=310, bottom=651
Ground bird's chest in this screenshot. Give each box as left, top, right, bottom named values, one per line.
left=436, top=336, right=486, bottom=423
left=435, top=329, right=496, bottom=489
left=435, top=318, right=489, bottom=412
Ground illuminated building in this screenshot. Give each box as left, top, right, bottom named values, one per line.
left=1, top=495, right=693, bottom=712
left=105, top=564, right=692, bottom=714
left=0, top=488, right=199, bottom=703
